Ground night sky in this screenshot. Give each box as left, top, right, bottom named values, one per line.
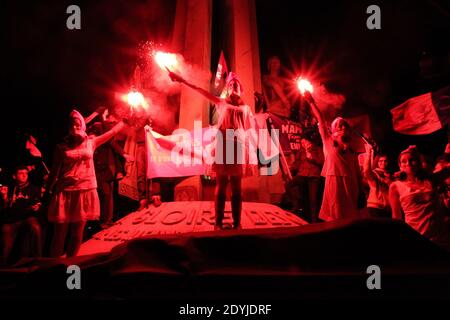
left=1, top=0, right=449, bottom=176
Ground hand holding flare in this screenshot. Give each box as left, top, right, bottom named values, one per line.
left=303, top=90, right=315, bottom=105
left=166, top=67, right=185, bottom=83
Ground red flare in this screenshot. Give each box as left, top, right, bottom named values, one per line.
left=296, top=77, right=314, bottom=95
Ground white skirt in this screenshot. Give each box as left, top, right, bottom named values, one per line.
left=48, top=189, right=100, bottom=223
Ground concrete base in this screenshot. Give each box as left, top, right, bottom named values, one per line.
left=79, top=201, right=306, bottom=256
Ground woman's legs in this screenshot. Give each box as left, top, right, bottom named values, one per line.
left=50, top=223, right=69, bottom=258
left=230, top=175, right=243, bottom=229
left=66, top=222, right=86, bottom=257
left=215, top=174, right=228, bottom=229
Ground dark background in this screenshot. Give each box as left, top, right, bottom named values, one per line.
left=1, top=0, right=449, bottom=178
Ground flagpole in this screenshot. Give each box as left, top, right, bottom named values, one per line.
left=145, top=125, right=149, bottom=206
left=144, top=124, right=152, bottom=206
left=41, top=160, right=50, bottom=175
left=348, top=127, right=381, bottom=155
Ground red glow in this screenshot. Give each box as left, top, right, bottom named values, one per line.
left=296, top=77, right=314, bottom=95
left=154, top=51, right=178, bottom=71
left=123, top=90, right=147, bottom=110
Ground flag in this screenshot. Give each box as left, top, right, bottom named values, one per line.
left=264, top=113, right=302, bottom=154
left=214, top=50, right=228, bottom=89
left=390, top=86, right=450, bottom=135
left=25, top=135, right=42, bottom=158
left=146, top=126, right=211, bottom=179
left=145, top=122, right=280, bottom=179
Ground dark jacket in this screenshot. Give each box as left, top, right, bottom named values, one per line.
left=1, top=182, right=41, bottom=223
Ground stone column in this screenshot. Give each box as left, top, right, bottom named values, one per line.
left=225, top=0, right=261, bottom=112
left=172, top=0, right=212, bottom=130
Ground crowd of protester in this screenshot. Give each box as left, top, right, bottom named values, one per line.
left=283, top=127, right=450, bottom=250
left=1, top=55, right=449, bottom=265
left=262, top=56, right=450, bottom=250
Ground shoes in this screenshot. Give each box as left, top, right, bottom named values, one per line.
left=214, top=223, right=242, bottom=230
left=151, top=195, right=162, bottom=207
left=138, top=199, right=148, bottom=211
left=232, top=224, right=242, bottom=230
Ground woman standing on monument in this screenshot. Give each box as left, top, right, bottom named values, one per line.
left=168, top=71, right=256, bottom=229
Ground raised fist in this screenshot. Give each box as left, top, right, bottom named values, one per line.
left=364, top=143, right=373, bottom=154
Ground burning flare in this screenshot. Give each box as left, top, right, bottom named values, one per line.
left=296, top=77, right=314, bottom=95
left=124, top=90, right=147, bottom=110
left=154, top=51, right=178, bottom=71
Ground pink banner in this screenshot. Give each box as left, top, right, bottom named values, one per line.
left=145, top=125, right=212, bottom=179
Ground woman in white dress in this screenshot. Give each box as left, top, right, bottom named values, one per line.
left=46, top=110, right=128, bottom=257
left=304, top=90, right=364, bottom=221
left=168, top=71, right=256, bottom=229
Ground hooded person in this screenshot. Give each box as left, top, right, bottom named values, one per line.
left=66, top=110, right=88, bottom=141
left=330, top=117, right=352, bottom=146
left=46, top=109, right=129, bottom=257
left=70, top=110, right=87, bottom=132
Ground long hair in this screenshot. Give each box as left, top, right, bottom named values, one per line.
left=373, top=153, right=392, bottom=172
left=397, top=146, right=428, bottom=181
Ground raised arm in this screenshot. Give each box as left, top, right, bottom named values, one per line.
left=168, top=70, right=222, bottom=105
left=93, top=121, right=126, bottom=149
left=84, top=112, right=99, bottom=125
left=303, top=91, right=328, bottom=140
left=84, top=106, right=107, bottom=125
left=363, top=144, right=378, bottom=186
